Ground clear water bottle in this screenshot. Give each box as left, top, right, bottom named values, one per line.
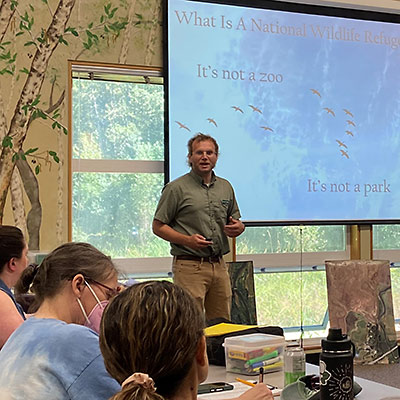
left=284, top=345, right=305, bottom=386
left=320, top=328, right=354, bottom=400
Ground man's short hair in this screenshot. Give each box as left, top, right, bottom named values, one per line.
left=187, top=133, right=219, bottom=156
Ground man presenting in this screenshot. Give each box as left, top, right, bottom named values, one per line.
left=153, top=134, right=245, bottom=320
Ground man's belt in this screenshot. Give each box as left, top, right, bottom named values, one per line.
left=175, top=255, right=222, bottom=263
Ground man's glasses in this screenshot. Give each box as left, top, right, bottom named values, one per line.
left=193, top=150, right=216, bottom=157
left=86, top=278, right=121, bottom=298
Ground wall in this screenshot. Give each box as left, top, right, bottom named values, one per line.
left=0, top=0, right=398, bottom=252
left=0, top=0, right=163, bottom=251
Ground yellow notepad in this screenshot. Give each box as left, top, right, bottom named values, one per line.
left=204, top=323, right=257, bottom=337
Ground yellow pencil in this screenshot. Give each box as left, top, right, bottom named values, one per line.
left=235, top=377, right=256, bottom=387
left=235, top=377, right=281, bottom=397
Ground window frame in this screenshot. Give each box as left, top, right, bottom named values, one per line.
left=68, top=61, right=165, bottom=274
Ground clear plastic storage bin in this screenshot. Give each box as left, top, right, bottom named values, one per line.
left=224, top=333, right=285, bottom=375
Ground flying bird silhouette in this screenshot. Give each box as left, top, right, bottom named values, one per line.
left=310, top=89, right=321, bottom=98
left=340, top=149, right=349, bottom=159
left=207, top=118, right=217, bottom=127
left=323, top=107, right=335, bottom=117
left=346, top=120, right=356, bottom=127
left=261, top=126, right=273, bottom=132
left=175, top=121, right=191, bottom=132
left=343, top=109, right=354, bottom=118
left=336, top=140, right=347, bottom=149
left=231, top=106, right=244, bottom=113
left=249, top=105, right=262, bottom=114
left=345, top=130, right=354, bottom=137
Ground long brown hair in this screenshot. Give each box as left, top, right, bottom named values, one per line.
left=100, top=281, right=205, bottom=400
left=16, top=242, right=116, bottom=309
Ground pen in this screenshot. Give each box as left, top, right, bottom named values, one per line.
left=259, top=367, right=264, bottom=383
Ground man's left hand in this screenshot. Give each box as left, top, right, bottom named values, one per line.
left=224, top=217, right=245, bottom=237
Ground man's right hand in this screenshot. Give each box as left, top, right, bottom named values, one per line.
left=186, top=234, right=213, bottom=250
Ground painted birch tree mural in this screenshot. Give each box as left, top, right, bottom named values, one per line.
left=0, top=0, right=76, bottom=249
left=0, top=0, right=133, bottom=249
left=118, top=0, right=162, bottom=65
left=143, top=0, right=161, bottom=66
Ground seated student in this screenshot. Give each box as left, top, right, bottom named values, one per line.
left=0, top=225, right=29, bottom=349
left=100, top=281, right=273, bottom=400
left=0, top=242, right=121, bottom=399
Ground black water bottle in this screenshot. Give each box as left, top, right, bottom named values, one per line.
left=320, top=328, right=354, bottom=400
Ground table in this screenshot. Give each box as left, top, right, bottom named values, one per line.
left=204, top=363, right=400, bottom=399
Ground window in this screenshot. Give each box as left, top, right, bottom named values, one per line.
left=373, top=224, right=400, bottom=253
left=70, top=63, right=171, bottom=274
left=237, top=225, right=347, bottom=265
left=373, top=224, right=400, bottom=324
left=237, top=225, right=348, bottom=336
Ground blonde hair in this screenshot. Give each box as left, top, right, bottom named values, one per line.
left=187, top=133, right=219, bottom=167
left=100, top=281, right=205, bottom=400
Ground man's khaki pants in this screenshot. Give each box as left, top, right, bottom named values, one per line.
left=172, top=257, right=232, bottom=321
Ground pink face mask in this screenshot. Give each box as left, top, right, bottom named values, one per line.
left=84, top=300, right=109, bottom=334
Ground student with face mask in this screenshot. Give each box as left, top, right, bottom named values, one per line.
left=0, top=242, right=121, bottom=400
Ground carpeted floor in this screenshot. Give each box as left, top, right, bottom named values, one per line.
left=354, top=363, right=400, bottom=389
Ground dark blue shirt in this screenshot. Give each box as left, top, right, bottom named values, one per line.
left=0, top=278, right=26, bottom=320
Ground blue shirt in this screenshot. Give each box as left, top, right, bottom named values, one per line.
left=0, top=278, right=25, bottom=320
left=0, top=317, right=120, bottom=400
